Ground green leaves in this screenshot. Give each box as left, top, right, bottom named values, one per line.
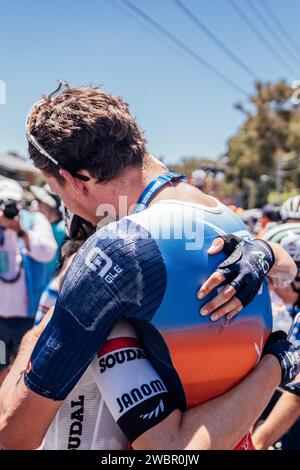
left=226, top=80, right=300, bottom=206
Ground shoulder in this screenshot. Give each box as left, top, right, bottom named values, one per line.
left=58, top=217, right=167, bottom=325
left=71, top=216, right=166, bottom=287
left=79, top=216, right=161, bottom=267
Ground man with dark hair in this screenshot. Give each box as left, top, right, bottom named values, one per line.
left=0, top=83, right=299, bottom=450
left=257, top=204, right=280, bottom=239
left=28, top=83, right=146, bottom=186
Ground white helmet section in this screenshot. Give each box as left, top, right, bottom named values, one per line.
left=281, top=195, right=300, bottom=221
left=263, top=223, right=300, bottom=263
left=263, top=223, right=299, bottom=335
left=281, top=234, right=300, bottom=263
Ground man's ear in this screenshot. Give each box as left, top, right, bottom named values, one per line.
left=59, top=169, right=87, bottom=196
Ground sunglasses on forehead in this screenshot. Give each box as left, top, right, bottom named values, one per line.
left=25, top=100, right=91, bottom=182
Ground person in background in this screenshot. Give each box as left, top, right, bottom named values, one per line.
left=280, top=195, right=300, bottom=224
left=252, top=223, right=300, bottom=450
left=241, top=209, right=262, bottom=235
left=30, top=185, right=66, bottom=275
left=0, top=178, right=57, bottom=385
left=252, top=381, right=300, bottom=451
left=257, top=204, right=280, bottom=239
left=34, top=212, right=95, bottom=327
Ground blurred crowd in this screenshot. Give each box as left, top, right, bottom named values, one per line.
left=0, top=178, right=66, bottom=385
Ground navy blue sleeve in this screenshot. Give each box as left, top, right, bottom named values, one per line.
left=24, top=219, right=169, bottom=401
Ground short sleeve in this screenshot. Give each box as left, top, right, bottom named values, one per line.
left=24, top=218, right=168, bottom=400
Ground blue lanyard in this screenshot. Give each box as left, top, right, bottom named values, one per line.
left=134, top=171, right=186, bottom=214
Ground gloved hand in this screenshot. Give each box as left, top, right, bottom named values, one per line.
left=216, top=234, right=275, bottom=306
left=263, top=331, right=300, bottom=386
left=198, top=234, right=275, bottom=321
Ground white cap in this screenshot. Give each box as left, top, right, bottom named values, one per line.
left=30, top=185, right=57, bottom=208
left=0, top=178, right=23, bottom=202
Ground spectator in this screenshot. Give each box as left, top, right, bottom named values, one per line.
left=257, top=204, right=280, bottom=239
left=30, top=185, right=66, bottom=275
left=0, top=178, right=57, bottom=385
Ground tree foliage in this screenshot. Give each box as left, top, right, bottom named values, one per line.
left=224, top=80, right=300, bottom=207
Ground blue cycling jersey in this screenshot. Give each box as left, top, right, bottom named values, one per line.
left=24, top=174, right=272, bottom=441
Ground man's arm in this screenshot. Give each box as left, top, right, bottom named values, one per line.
left=0, top=310, right=58, bottom=450
left=0, top=353, right=280, bottom=450
left=102, top=330, right=300, bottom=450
left=197, top=237, right=296, bottom=321
left=133, top=355, right=280, bottom=450
left=267, top=241, right=297, bottom=287
left=0, top=310, right=53, bottom=407
left=0, top=382, right=62, bottom=450
left=252, top=377, right=300, bottom=450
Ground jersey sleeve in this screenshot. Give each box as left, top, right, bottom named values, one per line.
left=24, top=218, right=172, bottom=401
left=89, top=320, right=177, bottom=442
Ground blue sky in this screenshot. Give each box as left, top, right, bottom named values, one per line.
left=0, top=0, right=300, bottom=164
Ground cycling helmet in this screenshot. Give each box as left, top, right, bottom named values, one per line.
left=280, top=196, right=300, bottom=221
left=263, top=223, right=300, bottom=263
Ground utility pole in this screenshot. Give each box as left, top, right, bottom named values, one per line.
left=276, top=155, right=285, bottom=204
left=248, top=180, right=256, bottom=209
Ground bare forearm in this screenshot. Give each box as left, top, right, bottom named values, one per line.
left=253, top=390, right=300, bottom=450
left=134, top=355, right=281, bottom=450
left=0, top=380, right=61, bottom=450
left=0, top=331, right=41, bottom=449
left=267, top=242, right=297, bottom=287
left=0, top=329, right=40, bottom=416
left=180, top=355, right=280, bottom=449
left=9, top=331, right=37, bottom=373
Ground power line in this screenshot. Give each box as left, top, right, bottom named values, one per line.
left=111, top=0, right=185, bottom=60
left=254, top=0, right=300, bottom=68
left=174, top=0, right=257, bottom=80
left=247, top=0, right=299, bottom=75
left=119, top=0, right=248, bottom=96
left=229, top=0, right=297, bottom=76
left=260, top=0, right=300, bottom=59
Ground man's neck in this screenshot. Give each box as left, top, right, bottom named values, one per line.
left=90, top=155, right=166, bottom=225
left=90, top=156, right=217, bottom=226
